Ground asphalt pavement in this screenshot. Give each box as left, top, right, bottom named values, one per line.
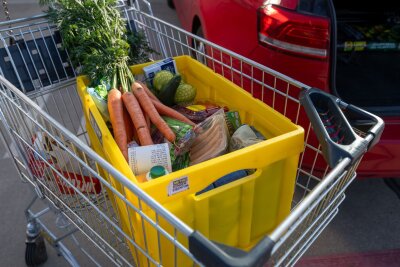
left=0, top=1, right=399, bottom=266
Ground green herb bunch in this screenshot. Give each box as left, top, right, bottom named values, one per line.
left=40, top=0, right=148, bottom=93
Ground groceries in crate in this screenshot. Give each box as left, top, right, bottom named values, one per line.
left=189, top=110, right=230, bottom=165
left=229, top=124, right=266, bottom=152
left=147, top=165, right=170, bottom=180
left=87, top=77, right=111, bottom=122
left=195, top=124, right=266, bottom=195
left=28, top=132, right=101, bottom=194
left=151, top=70, right=197, bottom=106
left=224, top=110, right=242, bottom=135
left=173, top=103, right=228, bottom=123
left=143, top=57, right=178, bottom=87
left=43, top=0, right=158, bottom=159
left=85, top=58, right=267, bottom=186
left=128, top=143, right=172, bottom=182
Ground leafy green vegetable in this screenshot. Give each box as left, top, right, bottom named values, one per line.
left=127, top=30, right=157, bottom=65
left=94, top=77, right=110, bottom=100
left=40, top=0, right=153, bottom=92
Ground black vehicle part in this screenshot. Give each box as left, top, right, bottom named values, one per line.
left=383, top=178, right=400, bottom=199
left=191, top=21, right=207, bottom=64
left=167, top=0, right=175, bottom=9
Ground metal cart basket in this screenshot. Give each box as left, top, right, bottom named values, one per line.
left=0, top=1, right=383, bottom=267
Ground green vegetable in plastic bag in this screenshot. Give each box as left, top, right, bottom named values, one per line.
left=163, top=116, right=196, bottom=171
left=88, top=77, right=111, bottom=122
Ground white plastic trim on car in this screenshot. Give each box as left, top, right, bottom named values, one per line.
left=259, top=34, right=328, bottom=57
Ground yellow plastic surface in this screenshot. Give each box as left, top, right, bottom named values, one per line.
left=77, top=56, right=304, bottom=266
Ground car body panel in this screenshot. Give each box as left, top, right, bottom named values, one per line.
left=171, top=0, right=400, bottom=178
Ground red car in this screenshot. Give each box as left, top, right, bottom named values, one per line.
left=170, top=0, right=400, bottom=180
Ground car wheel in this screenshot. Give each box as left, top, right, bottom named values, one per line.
left=167, top=0, right=175, bottom=9
left=192, top=26, right=207, bottom=64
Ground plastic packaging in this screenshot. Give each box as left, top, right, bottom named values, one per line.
left=229, top=124, right=265, bottom=152
left=152, top=117, right=195, bottom=171
left=163, top=116, right=195, bottom=156
left=87, top=78, right=111, bottom=122
left=173, top=103, right=227, bottom=123
left=87, top=87, right=110, bottom=122
left=190, top=109, right=230, bottom=165
left=224, top=110, right=242, bottom=135
left=29, top=132, right=101, bottom=194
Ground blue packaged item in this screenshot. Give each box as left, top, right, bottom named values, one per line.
left=213, top=170, right=248, bottom=187
left=195, top=170, right=248, bottom=195
left=195, top=184, right=215, bottom=195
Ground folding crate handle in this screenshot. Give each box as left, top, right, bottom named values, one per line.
left=189, top=231, right=275, bottom=267
left=299, top=88, right=384, bottom=168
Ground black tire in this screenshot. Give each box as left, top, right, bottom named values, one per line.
left=25, top=235, right=48, bottom=266
left=167, top=0, right=175, bottom=9
left=192, top=25, right=207, bottom=64
left=383, top=178, right=400, bottom=199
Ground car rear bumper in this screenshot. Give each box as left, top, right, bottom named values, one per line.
left=357, top=117, right=400, bottom=178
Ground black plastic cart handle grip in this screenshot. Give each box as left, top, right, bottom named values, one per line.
left=299, top=88, right=384, bottom=168
left=189, top=231, right=275, bottom=267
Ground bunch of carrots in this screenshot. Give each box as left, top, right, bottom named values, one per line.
left=42, top=0, right=194, bottom=160
left=108, top=81, right=195, bottom=161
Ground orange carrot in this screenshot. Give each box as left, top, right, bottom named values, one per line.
left=151, top=99, right=196, bottom=126
left=122, top=92, right=153, bottom=146
left=139, top=81, right=196, bottom=126
left=123, top=104, right=134, bottom=143
left=145, top=113, right=151, bottom=130
left=131, top=123, right=140, bottom=144
left=131, top=82, right=176, bottom=142
left=137, top=81, right=160, bottom=102
left=108, top=88, right=128, bottom=161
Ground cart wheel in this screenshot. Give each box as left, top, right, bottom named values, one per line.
left=25, top=235, right=48, bottom=266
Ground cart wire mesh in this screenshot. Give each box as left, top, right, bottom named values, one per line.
left=0, top=3, right=372, bottom=267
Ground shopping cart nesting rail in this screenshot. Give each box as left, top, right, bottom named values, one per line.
left=0, top=2, right=383, bottom=267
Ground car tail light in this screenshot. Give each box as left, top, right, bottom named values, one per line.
left=258, top=4, right=329, bottom=59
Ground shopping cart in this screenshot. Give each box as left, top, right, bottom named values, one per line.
left=0, top=1, right=384, bottom=267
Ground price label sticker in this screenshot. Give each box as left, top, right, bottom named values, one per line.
left=168, top=176, right=189, bottom=196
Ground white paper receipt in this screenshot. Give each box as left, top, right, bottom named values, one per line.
left=128, top=143, right=172, bottom=175
left=168, top=176, right=189, bottom=196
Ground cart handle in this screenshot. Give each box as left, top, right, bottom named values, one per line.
left=299, top=88, right=384, bottom=168
left=189, top=231, right=275, bottom=267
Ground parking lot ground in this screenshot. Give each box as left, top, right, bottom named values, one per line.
left=298, top=249, right=400, bottom=267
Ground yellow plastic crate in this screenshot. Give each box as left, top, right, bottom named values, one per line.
left=76, top=56, right=304, bottom=266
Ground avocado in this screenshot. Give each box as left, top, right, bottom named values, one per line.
left=158, top=74, right=182, bottom=106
